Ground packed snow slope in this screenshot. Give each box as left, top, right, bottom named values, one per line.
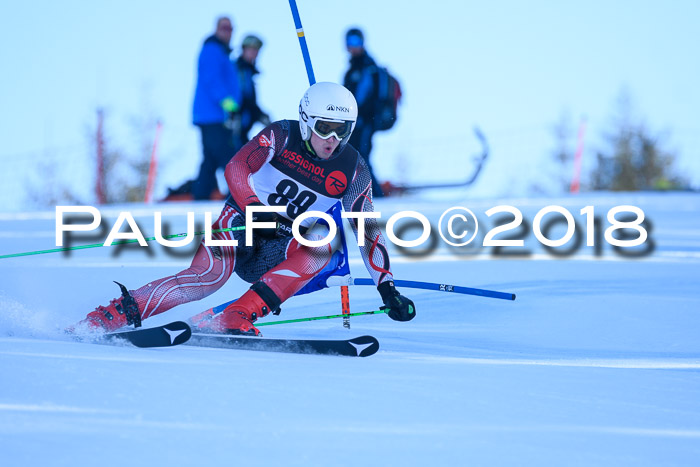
left=1, top=191, right=699, bottom=466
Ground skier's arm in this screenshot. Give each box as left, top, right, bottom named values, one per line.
left=341, top=157, right=393, bottom=286
left=341, top=158, right=416, bottom=322
left=225, top=121, right=287, bottom=207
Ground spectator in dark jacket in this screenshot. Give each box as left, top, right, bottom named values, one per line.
left=232, top=34, right=271, bottom=153
left=191, top=16, right=241, bottom=200
left=343, top=28, right=384, bottom=197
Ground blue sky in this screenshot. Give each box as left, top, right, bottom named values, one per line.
left=0, top=0, right=698, bottom=208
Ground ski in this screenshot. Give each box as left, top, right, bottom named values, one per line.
left=73, top=321, right=192, bottom=348
left=185, top=332, right=379, bottom=357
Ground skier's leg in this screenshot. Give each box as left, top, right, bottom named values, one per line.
left=199, top=235, right=333, bottom=335
left=72, top=205, right=242, bottom=332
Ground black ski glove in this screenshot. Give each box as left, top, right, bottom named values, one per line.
left=247, top=202, right=279, bottom=239
left=378, top=281, right=416, bottom=322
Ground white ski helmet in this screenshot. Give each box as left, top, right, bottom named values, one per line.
left=299, top=82, right=358, bottom=152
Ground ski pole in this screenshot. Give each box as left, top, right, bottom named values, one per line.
left=350, top=278, right=516, bottom=301
left=0, top=226, right=246, bottom=260
left=257, top=309, right=388, bottom=327
left=199, top=275, right=515, bottom=327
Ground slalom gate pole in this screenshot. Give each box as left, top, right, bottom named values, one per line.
left=95, top=109, right=106, bottom=204
left=340, top=284, right=351, bottom=329
left=0, top=226, right=246, bottom=260
left=144, top=120, right=163, bottom=203
left=569, top=118, right=587, bottom=193
left=287, top=0, right=356, bottom=327
left=288, top=0, right=316, bottom=85
left=351, top=278, right=516, bottom=301
left=257, top=309, right=388, bottom=327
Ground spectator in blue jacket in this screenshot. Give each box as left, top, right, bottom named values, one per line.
left=343, top=28, right=384, bottom=197
left=191, top=16, right=241, bottom=200
left=232, top=34, right=271, bottom=153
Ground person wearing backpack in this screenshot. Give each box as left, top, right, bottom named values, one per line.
left=342, top=28, right=386, bottom=198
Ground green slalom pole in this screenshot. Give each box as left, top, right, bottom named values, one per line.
left=0, top=226, right=246, bottom=260
left=257, top=309, right=388, bottom=327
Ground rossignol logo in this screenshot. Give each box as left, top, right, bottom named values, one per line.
left=326, top=104, right=350, bottom=113
left=325, top=170, right=347, bottom=196
left=279, top=149, right=327, bottom=178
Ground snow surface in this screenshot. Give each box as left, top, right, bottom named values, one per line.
left=1, top=191, right=699, bottom=466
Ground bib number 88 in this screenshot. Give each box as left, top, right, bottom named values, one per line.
left=267, top=179, right=317, bottom=219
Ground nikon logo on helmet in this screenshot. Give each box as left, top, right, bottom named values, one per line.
left=326, top=104, right=350, bottom=113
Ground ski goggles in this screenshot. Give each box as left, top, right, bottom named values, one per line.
left=310, top=118, right=354, bottom=140
left=346, top=34, right=363, bottom=48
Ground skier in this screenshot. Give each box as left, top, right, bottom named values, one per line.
left=72, top=82, right=416, bottom=336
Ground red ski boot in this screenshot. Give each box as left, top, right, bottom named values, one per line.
left=70, top=282, right=142, bottom=333
left=197, top=286, right=280, bottom=336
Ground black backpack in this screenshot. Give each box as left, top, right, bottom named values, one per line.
left=373, top=66, right=402, bottom=132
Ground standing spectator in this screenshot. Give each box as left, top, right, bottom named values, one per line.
left=232, top=34, right=271, bottom=153
left=191, top=16, right=241, bottom=200
left=343, top=27, right=384, bottom=197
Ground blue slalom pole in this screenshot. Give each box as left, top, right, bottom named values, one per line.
left=288, top=0, right=357, bottom=327
left=351, top=278, right=516, bottom=301
left=288, top=0, right=316, bottom=85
